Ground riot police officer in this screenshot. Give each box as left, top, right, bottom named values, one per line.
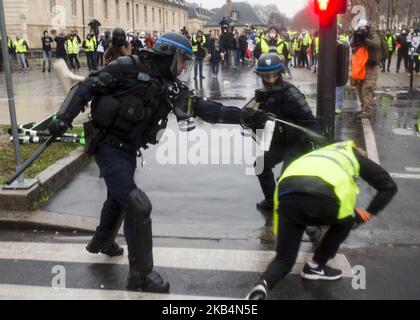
left=252, top=53, right=323, bottom=241
left=48, top=32, right=269, bottom=293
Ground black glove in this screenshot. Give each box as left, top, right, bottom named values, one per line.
left=48, top=118, right=70, bottom=137
left=172, top=89, right=195, bottom=121
left=241, top=107, right=275, bottom=130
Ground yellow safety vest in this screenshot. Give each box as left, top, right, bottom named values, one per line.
left=192, top=35, right=206, bottom=52
left=386, top=35, right=394, bottom=51
left=293, top=39, right=301, bottom=51
left=285, top=42, right=292, bottom=59
left=84, top=38, right=95, bottom=52
left=66, top=38, right=79, bottom=54
left=273, top=141, right=360, bottom=234
left=261, top=37, right=284, bottom=55
left=315, top=36, right=319, bottom=54
left=303, top=33, right=312, bottom=46
left=339, top=34, right=350, bottom=43
left=14, top=39, right=27, bottom=53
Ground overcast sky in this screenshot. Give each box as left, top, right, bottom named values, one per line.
left=199, top=0, right=309, bottom=18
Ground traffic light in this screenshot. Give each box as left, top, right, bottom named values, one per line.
left=315, top=0, right=347, bottom=26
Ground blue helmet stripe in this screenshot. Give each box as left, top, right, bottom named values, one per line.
left=156, top=37, right=193, bottom=54
left=256, top=63, right=282, bottom=71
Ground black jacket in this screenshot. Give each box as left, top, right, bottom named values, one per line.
left=208, top=38, right=224, bottom=64
left=278, top=148, right=398, bottom=216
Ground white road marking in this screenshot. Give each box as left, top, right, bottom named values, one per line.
left=405, top=167, right=420, bottom=173
left=390, top=173, right=420, bottom=180
left=0, top=242, right=354, bottom=277
left=0, top=284, right=229, bottom=300
left=362, top=119, right=381, bottom=165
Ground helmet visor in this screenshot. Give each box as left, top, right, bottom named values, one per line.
left=171, top=49, right=193, bottom=82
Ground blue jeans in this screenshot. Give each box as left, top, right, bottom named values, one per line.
left=233, top=50, right=240, bottom=67
left=42, top=51, right=52, bottom=70
left=211, top=63, right=220, bottom=76
left=194, top=58, right=204, bottom=78
left=16, top=53, right=28, bottom=71
left=336, top=86, right=344, bottom=110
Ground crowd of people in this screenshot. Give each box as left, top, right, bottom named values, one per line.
left=0, top=28, right=160, bottom=73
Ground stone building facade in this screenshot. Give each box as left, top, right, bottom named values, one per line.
left=3, top=0, right=188, bottom=48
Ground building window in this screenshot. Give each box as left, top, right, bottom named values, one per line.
left=159, top=9, right=162, bottom=24
left=144, top=6, right=148, bottom=25
left=116, top=0, right=121, bottom=20
left=103, top=0, right=109, bottom=19
left=152, top=8, right=155, bottom=24
left=166, top=11, right=169, bottom=25
left=88, top=0, right=94, bottom=17
left=126, top=2, right=130, bottom=21
left=71, top=0, right=77, bottom=16
left=172, top=12, right=175, bottom=25
left=48, top=0, right=56, bottom=14
left=231, top=11, right=239, bottom=22
left=136, top=4, right=139, bottom=23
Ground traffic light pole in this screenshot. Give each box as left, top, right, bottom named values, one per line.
left=316, top=16, right=337, bottom=140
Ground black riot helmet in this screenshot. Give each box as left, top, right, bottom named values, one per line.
left=112, top=27, right=126, bottom=47
left=153, top=32, right=194, bottom=79
left=255, top=53, right=285, bottom=89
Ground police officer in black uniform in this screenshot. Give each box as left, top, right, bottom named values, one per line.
left=251, top=53, right=323, bottom=240
left=48, top=32, right=271, bottom=293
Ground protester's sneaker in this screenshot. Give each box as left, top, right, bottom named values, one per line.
left=245, top=280, right=268, bottom=300
left=301, top=263, right=342, bottom=280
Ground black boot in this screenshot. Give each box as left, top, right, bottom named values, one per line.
left=125, top=189, right=170, bottom=293
left=256, top=199, right=274, bottom=213
left=127, top=268, right=170, bottom=293
left=86, top=211, right=124, bottom=257
left=86, top=237, right=124, bottom=257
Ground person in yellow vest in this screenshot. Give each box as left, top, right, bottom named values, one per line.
left=312, top=31, right=319, bottom=73
left=83, top=32, right=97, bottom=71
left=192, top=30, right=207, bottom=80
left=282, top=33, right=293, bottom=79
left=292, top=35, right=301, bottom=67
left=14, top=34, right=29, bottom=73
left=301, top=29, right=312, bottom=69
left=384, top=30, right=396, bottom=73
left=66, top=33, right=81, bottom=70
left=246, top=141, right=397, bottom=300
left=0, top=35, right=15, bottom=72
left=258, top=26, right=289, bottom=60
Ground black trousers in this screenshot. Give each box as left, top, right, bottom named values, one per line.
left=68, top=54, right=80, bottom=70
left=94, top=144, right=147, bottom=266
left=261, top=194, right=354, bottom=290
left=397, top=50, right=408, bottom=71
left=255, top=144, right=302, bottom=205
left=386, top=51, right=393, bottom=71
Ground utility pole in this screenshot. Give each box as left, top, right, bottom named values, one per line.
left=0, top=0, right=35, bottom=189
left=317, top=15, right=338, bottom=139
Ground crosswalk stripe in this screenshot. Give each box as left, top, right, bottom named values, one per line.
left=0, top=242, right=354, bottom=277
left=391, top=173, right=420, bottom=180
left=0, top=284, right=231, bottom=300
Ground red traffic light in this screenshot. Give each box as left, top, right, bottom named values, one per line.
left=315, top=0, right=347, bottom=26
left=315, top=0, right=347, bottom=15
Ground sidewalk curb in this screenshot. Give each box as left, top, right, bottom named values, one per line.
left=0, top=148, right=89, bottom=211
left=354, top=92, right=381, bottom=164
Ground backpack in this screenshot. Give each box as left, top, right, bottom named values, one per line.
left=378, top=32, right=388, bottom=61
left=352, top=47, right=368, bottom=81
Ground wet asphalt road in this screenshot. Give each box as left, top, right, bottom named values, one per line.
left=1, top=63, right=420, bottom=300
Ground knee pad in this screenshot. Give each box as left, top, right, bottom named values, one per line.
left=127, top=189, right=152, bottom=221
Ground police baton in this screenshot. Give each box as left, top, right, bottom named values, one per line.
left=6, top=135, right=56, bottom=185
